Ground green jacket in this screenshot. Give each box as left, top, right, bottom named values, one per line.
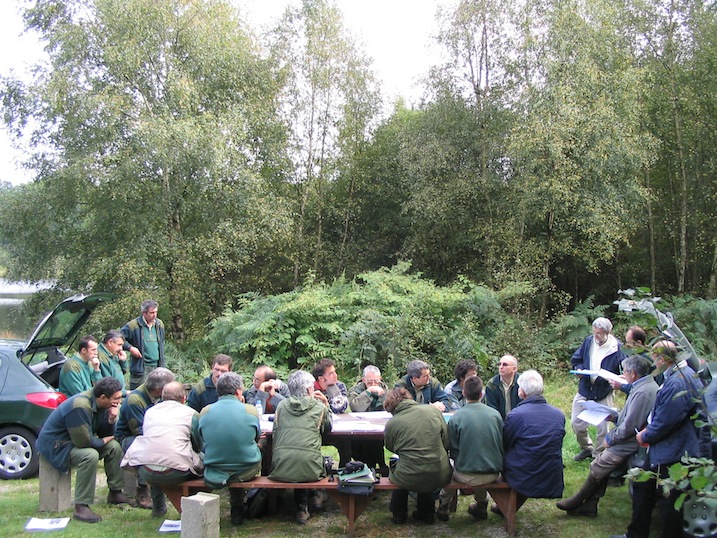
left=448, top=402, right=504, bottom=474
left=269, top=396, right=332, bottom=483
left=120, top=315, right=165, bottom=376
left=348, top=380, right=388, bottom=412
left=384, top=399, right=452, bottom=492
left=58, top=355, right=101, bottom=398
left=196, top=395, right=261, bottom=488
left=97, top=343, right=127, bottom=395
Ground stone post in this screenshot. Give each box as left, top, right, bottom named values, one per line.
left=181, top=492, right=220, bottom=538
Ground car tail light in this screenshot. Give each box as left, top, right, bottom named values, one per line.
left=25, top=392, right=67, bottom=409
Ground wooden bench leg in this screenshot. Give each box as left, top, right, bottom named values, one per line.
left=159, top=484, right=206, bottom=514
left=490, top=488, right=517, bottom=536
left=330, top=492, right=371, bottom=537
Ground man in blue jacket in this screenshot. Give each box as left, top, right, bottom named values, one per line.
left=570, top=317, right=624, bottom=461
left=610, top=340, right=710, bottom=538
left=500, top=369, right=565, bottom=514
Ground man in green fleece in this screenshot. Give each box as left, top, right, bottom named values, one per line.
left=58, top=335, right=102, bottom=398
left=195, top=372, right=261, bottom=526
left=437, top=375, right=504, bottom=521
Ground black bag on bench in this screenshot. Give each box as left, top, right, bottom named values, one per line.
left=337, top=461, right=376, bottom=496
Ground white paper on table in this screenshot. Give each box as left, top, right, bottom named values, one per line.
left=24, top=517, right=70, bottom=531
left=159, top=519, right=182, bottom=532
left=350, top=411, right=392, bottom=420
left=331, top=420, right=384, bottom=432
left=259, top=418, right=275, bottom=432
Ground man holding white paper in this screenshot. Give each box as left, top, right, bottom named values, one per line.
left=558, top=355, right=657, bottom=516
left=569, top=317, right=624, bottom=461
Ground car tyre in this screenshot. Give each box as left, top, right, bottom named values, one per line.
left=0, top=426, right=39, bottom=480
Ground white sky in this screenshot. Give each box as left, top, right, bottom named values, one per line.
left=0, top=0, right=450, bottom=185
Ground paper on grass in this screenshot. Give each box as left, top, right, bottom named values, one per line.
left=24, top=517, right=70, bottom=532
left=159, top=520, right=181, bottom=532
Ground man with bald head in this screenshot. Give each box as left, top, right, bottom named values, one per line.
left=244, top=365, right=291, bottom=414
left=121, top=381, right=203, bottom=517
left=485, top=355, right=522, bottom=419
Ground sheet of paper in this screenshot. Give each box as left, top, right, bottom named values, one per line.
left=24, top=517, right=70, bottom=531
left=570, top=369, right=625, bottom=384
left=577, top=408, right=613, bottom=426
left=331, top=420, right=384, bottom=432
left=159, top=520, right=181, bottom=532
left=350, top=411, right=392, bottom=420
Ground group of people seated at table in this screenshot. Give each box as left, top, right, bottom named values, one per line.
left=38, top=345, right=567, bottom=527
left=40, top=325, right=710, bottom=536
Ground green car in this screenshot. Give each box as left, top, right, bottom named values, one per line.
left=0, top=293, right=114, bottom=479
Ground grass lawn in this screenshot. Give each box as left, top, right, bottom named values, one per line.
left=0, top=377, right=661, bottom=537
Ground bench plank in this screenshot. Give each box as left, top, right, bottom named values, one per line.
left=156, top=476, right=516, bottom=536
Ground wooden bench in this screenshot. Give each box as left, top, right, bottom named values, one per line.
left=158, top=476, right=517, bottom=536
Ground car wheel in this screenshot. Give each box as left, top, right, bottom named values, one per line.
left=0, top=427, right=39, bottom=480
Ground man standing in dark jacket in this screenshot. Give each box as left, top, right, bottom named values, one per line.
left=501, top=369, right=565, bottom=514
left=610, top=340, right=710, bottom=538
left=121, top=299, right=165, bottom=389
left=570, top=317, right=624, bottom=461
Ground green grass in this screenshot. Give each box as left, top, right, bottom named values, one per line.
left=0, top=377, right=660, bottom=537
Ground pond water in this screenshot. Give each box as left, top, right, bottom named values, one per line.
left=0, top=279, right=49, bottom=339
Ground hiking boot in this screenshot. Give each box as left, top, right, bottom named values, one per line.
left=152, top=505, right=168, bottom=518
left=296, top=504, right=310, bottom=525
left=573, top=448, right=593, bottom=462
left=412, top=509, right=435, bottom=524
left=490, top=503, right=503, bottom=517
left=107, top=490, right=137, bottom=506
left=468, top=501, right=488, bottom=520
left=134, top=485, right=153, bottom=509
left=73, top=504, right=102, bottom=523
left=309, top=489, right=329, bottom=511
left=436, top=511, right=450, bottom=522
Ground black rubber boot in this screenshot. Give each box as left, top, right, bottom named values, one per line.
left=556, top=476, right=602, bottom=511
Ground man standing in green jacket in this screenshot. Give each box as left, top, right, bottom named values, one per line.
left=58, top=335, right=102, bottom=398
left=121, top=299, right=165, bottom=389
left=437, top=375, right=504, bottom=521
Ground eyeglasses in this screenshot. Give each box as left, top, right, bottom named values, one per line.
left=498, top=362, right=514, bottom=367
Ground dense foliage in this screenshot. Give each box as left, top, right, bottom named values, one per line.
left=1, top=0, right=717, bottom=351
left=203, top=264, right=717, bottom=383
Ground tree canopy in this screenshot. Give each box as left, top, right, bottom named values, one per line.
left=2, top=0, right=717, bottom=344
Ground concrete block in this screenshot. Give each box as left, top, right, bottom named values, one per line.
left=123, top=469, right=138, bottom=497
left=181, top=492, right=220, bottom=538
left=39, top=456, right=72, bottom=512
